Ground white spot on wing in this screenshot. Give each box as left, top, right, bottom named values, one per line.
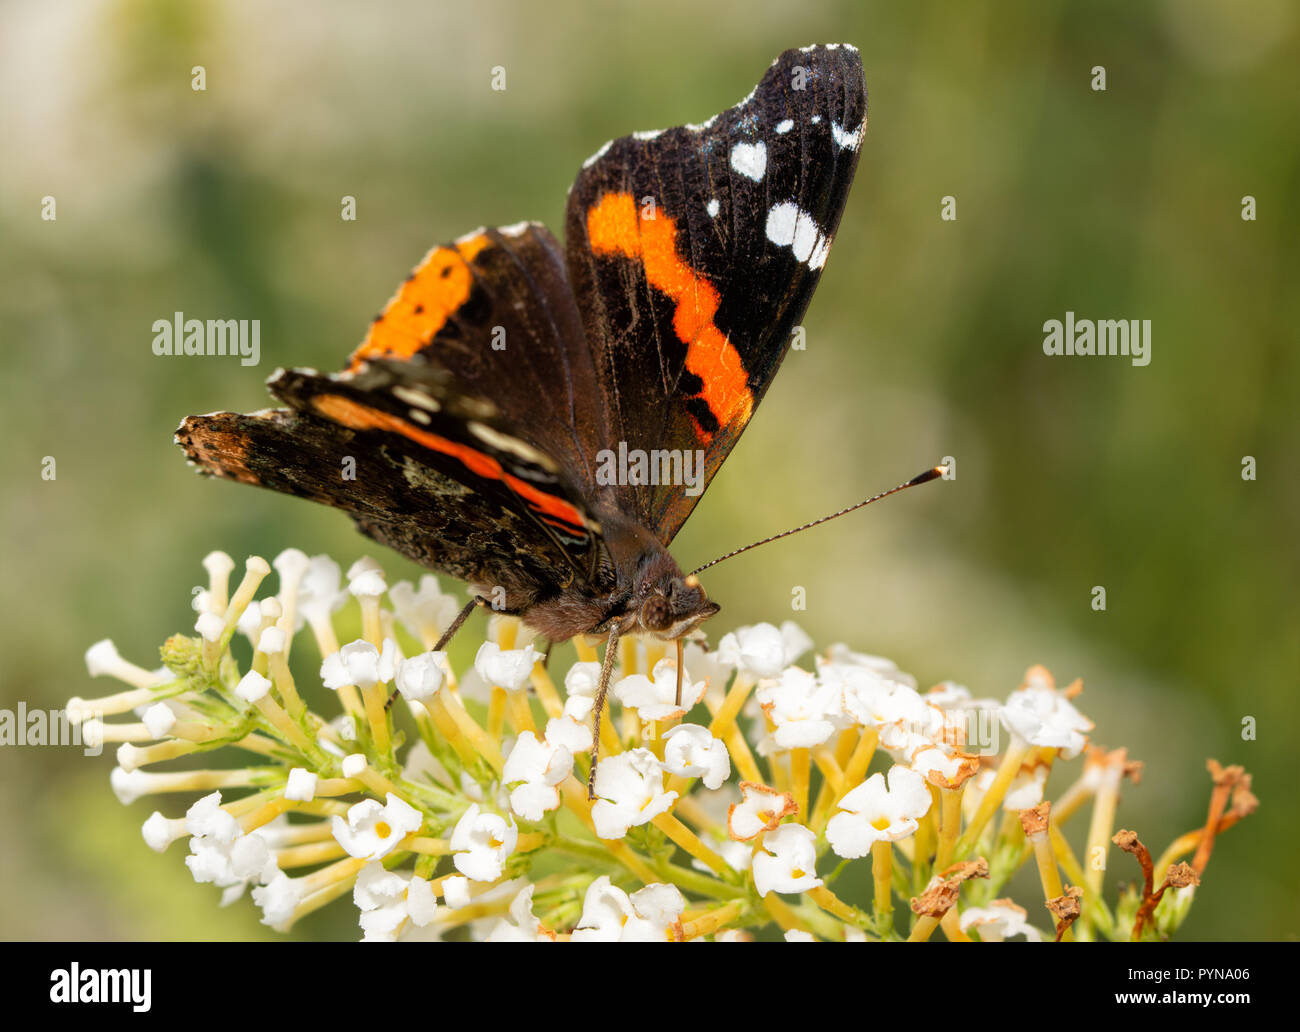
left=467, top=421, right=558, bottom=472
left=706, top=198, right=720, bottom=218
left=409, top=408, right=432, bottom=425
left=775, top=119, right=794, bottom=134
left=729, top=141, right=767, bottom=181
left=831, top=121, right=864, bottom=151
left=455, top=226, right=486, bottom=244
left=765, top=202, right=798, bottom=246
left=499, top=221, right=531, bottom=237
left=633, top=129, right=664, bottom=141
left=809, top=235, right=832, bottom=270
left=790, top=211, right=820, bottom=262
left=810, top=114, right=822, bottom=124
left=392, top=386, right=440, bottom=412
left=765, top=201, right=832, bottom=271
left=685, top=114, right=718, bottom=132
left=582, top=139, right=612, bottom=169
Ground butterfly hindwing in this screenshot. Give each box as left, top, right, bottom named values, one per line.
left=564, top=44, right=866, bottom=544
left=178, top=353, right=606, bottom=597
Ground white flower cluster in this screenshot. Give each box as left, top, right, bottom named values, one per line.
left=72, top=548, right=1223, bottom=944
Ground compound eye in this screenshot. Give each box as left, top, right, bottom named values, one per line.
left=640, top=594, right=674, bottom=633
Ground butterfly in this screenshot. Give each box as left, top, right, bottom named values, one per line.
left=177, top=44, right=870, bottom=789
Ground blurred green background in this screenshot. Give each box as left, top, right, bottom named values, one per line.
left=2, top=0, right=1296, bottom=941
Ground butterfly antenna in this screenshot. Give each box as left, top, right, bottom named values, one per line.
left=688, top=463, right=949, bottom=578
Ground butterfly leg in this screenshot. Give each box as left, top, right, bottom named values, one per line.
left=384, top=596, right=482, bottom=710
left=586, top=625, right=623, bottom=801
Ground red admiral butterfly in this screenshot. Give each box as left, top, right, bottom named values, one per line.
left=177, top=45, right=938, bottom=790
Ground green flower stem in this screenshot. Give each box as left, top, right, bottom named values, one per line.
left=872, top=840, right=895, bottom=938
left=650, top=857, right=746, bottom=901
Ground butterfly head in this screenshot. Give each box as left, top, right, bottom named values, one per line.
left=636, top=568, right=720, bottom=640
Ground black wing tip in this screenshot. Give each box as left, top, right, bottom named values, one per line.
left=781, top=42, right=860, bottom=57
left=772, top=43, right=863, bottom=73
left=763, top=43, right=866, bottom=115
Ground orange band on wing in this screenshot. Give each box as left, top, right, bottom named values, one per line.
left=586, top=192, right=753, bottom=440
left=347, top=234, right=492, bottom=371
left=310, top=393, right=587, bottom=534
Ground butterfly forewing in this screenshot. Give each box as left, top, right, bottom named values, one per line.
left=348, top=222, right=611, bottom=493
left=563, top=44, right=866, bottom=545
